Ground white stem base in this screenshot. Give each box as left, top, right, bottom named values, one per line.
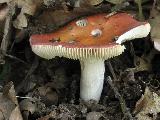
left=80, top=58, right=105, bottom=102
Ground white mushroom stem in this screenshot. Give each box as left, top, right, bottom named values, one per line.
left=80, top=58, right=105, bottom=101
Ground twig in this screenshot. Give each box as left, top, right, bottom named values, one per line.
left=0, top=2, right=15, bottom=64
left=16, top=56, right=39, bottom=93
left=106, top=61, right=134, bottom=119
left=4, top=53, right=28, bottom=65
left=149, top=0, right=157, bottom=19
left=16, top=95, right=34, bottom=100
left=106, top=76, right=134, bottom=120
left=135, top=0, right=144, bottom=21
left=0, top=49, right=28, bottom=64
left=106, top=61, right=118, bottom=81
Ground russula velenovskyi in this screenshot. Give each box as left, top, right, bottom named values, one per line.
left=30, top=12, right=150, bottom=102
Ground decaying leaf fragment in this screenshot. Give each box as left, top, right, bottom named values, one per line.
left=0, top=0, right=9, bottom=3
left=0, top=5, right=8, bottom=39
left=150, top=10, right=160, bottom=51
left=0, top=6, right=8, bottom=21
left=134, top=87, right=160, bottom=120
left=13, top=12, right=28, bottom=29
left=72, top=0, right=103, bottom=7
left=105, top=0, right=125, bottom=4
left=86, top=0, right=103, bottom=5
left=19, top=99, right=36, bottom=120
left=0, top=81, right=23, bottom=120
left=15, top=0, right=43, bottom=29
left=86, top=111, right=103, bottom=120
left=1, top=0, right=43, bottom=29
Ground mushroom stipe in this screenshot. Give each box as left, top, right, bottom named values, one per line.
left=30, top=12, right=151, bottom=102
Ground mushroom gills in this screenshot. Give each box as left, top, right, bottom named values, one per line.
left=31, top=44, right=125, bottom=60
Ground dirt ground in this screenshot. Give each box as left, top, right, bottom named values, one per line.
left=0, top=0, right=160, bottom=120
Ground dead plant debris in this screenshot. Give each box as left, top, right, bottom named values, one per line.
left=0, top=0, right=160, bottom=120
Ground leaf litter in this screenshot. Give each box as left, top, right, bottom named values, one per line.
left=0, top=0, right=160, bottom=120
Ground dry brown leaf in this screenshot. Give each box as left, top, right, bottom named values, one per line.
left=0, top=111, right=5, bottom=120
left=0, top=0, right=9, bottom=3
left=21, top=2, right=37, bottom=16
left=105, top=0, right=125, bottom=4
left=43, top=0, right=56, bottom=6
left=126, top=55, right=151, bottom=73
left=134, top=87, right=160, bottom=120
left=0, top=94, right=15, bottom=120
left=20, top=99, right=36, bottom=114
left=19, top=0, right=43, bottom=15
left=37, top=10, right=73, bottom=26
left=9, top=106, right=23, bottom=120
left=37, top=111, right=57, bottom=120
left=14, top=0, right=43, bottom=29
left=37, top=86, right=58, bottom=105
left=3, top=81, right=18, bottom=105
left=37, top=8, right=99, bottom=26
left=38, top=86, right=49, bottom=96
left=13, top=13, right=28, bottom=29
left=133, top=56, right=151, bottom=72
left=150, top=10, right=160, bottom=51
left=0, top=6, right=7, bottom=40
left=0, top=82, right=23, bottom=120
left=1, top=0, right=43, bottom=29
left=85, top=0, right=103, bottom=5
left=86, top=112, right=103, bottom=120
left=30, top=7, right=101, bottom=34
left=0, top=6, right=8, bottom=21
left=19, top=99, right=36, bottom=120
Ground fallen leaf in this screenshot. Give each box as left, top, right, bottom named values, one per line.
left=1, top=0, right=43, bottom=29
left=20, top=99, right=36, bottom=120
left=0, top=94, right=15, bottom=120
left=0, top=5, right=8, bottom=40
left=126, top=55, right=151, bottom=73
left=20, top=99, right=36, bottom=114
left=9, top=106, right=23, bottom=120
left=20, top=0, right=39, bottom=16
left=0, top=82, right=23, bottom=120
left=86, top=111, right=103, bottom=120
left=105, top=0, right=125, bottom=4
left=0, top=5, right=8, bottom=21
left=37, top=111, right=57, bottom=120
left=150, top=10, right=160, bottom=51
left=133, top=55, right=151, bottom=72
left=13, top=13, right=28, bottom=29
left=3, top=81, right=18, bottom=105
left=134, top=87, right=160, bottom=120
left=0, top=0, right=9, bottom=3
left=37, top=86, right=58, bottom=105
left=85, top=0, right=103, bottom=5
left=15, top=0, right=43, bottom=29
left=43, top=0, right=56, bottom=6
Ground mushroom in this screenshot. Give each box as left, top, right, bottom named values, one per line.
left=29, top=12, right=150, bottom=102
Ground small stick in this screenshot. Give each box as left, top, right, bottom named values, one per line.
left=16, top=96, right=33, bottom=99
left=4, top=53, right=28, bottom=65
left=107, top=76, right=134, bottom=120
left=106, top=61, right=117, bottom=81
left=0, top=2, right=15, bottom=64
left=135, top=0, right=144, bottom=21
left=149, top=0, right=157, bottom=19
left=16, top=56, right=39, bottom=93
left=106, top=61, right=134, bottom=119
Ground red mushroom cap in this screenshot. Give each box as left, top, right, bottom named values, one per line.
left=30, top=12, right=150, bottom=59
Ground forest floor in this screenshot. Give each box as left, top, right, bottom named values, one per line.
left=0, top=0, right=160, bottom=120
